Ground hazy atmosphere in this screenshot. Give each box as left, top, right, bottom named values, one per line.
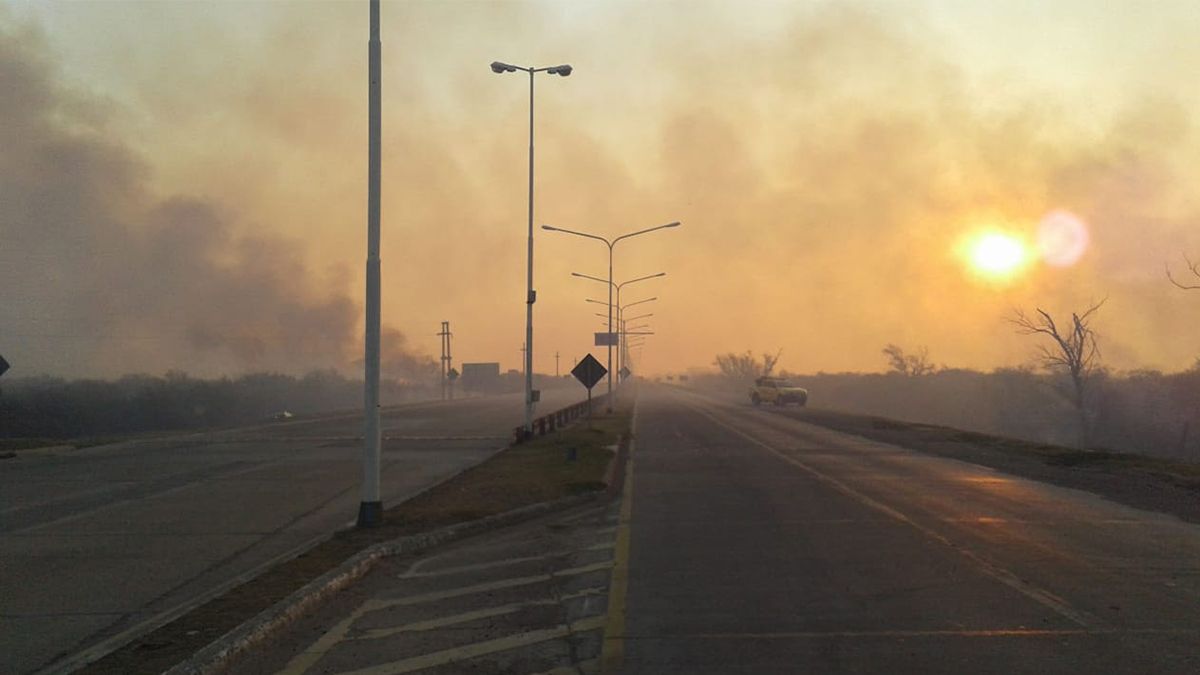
left=7, top=4, right=1200, bottom=675
left=3, top=0, right=1200, bottom=378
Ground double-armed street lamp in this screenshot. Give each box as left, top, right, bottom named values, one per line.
left=570, top=269, right=666, bottom=399
left=543, top=222, right=679, bottom=405
left=586, top=295, right=658, bottom=382
left=490, top=60, right=572, bottom=437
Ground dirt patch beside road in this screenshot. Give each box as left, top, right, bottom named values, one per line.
left=77, top=404, right=632, bottom=675
left=778, top=406, right=1200, bottom=525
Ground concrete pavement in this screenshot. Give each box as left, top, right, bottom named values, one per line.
left=615, top=385, right=1200, bottom=674
left=1, top=388, right=584, bottom=674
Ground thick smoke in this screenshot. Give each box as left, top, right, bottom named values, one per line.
left=0, top=17, right=429, bottom=379
left=4, top=3, right=1200, bottom=377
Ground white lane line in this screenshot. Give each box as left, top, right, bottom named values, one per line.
left=382, top=561, right=613, bottom=607
left=530, top=658, right=599, bottom=675
left=691, top=403, right=1103, bottom=629
left=403, top=543, right=615, bottom=579
left=276, top=609, right=364, bottom=675
left=349, top=587, right=607, bottom=640
left=275, top=564, right=612, bottom=674
left=331, top=616, right=607, bottom=675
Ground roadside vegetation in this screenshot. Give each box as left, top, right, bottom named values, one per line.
left=0, top=369, right=575, bottom=443
left=698, top=350, right=1200, bottom=462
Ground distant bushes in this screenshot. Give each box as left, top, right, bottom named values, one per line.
left=691, top=367, right=1200, bottom=460
left=0, top=370, right=433, bottom=439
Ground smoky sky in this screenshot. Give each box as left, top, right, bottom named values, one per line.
left=4, top=2, right=1200, bottom=377
left=0, top=17, right=428, bottom=378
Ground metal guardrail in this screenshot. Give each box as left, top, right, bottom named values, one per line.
left=512, top=392, right=611, bottom=443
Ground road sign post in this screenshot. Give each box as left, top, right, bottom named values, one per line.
left=571, top=353, right=608, bottom=424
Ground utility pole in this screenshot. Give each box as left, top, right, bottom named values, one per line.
left=555, top=351, right=560, bottom=377
left=357, top=0, right=383, bottom=528
left=438, top=321, right=453, bottom=400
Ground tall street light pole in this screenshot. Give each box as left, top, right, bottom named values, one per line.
left=544, top=222, right=676, bottom=403
left=615, top=297, right=657, bottom=377
left=491, top=61, right=572, bottom=437
left=358, top=0, right=383, bottom=528
left=575, top=272, right=663, bottom=385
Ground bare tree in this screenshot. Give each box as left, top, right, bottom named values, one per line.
left=881, top=344, right=936, bottom=376
left=714, top=349, right=783, bottom=381
left=762, top=348, right=783, bottom=377
left=1010, top=299, right=1105, bottom=447
left=1166, top=254, right=1200, bottom=290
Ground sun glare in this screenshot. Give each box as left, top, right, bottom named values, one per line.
left=965, top=231, right=1028, bottom=279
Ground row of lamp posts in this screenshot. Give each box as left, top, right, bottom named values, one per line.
left=356, top=0, right=678, bottom=525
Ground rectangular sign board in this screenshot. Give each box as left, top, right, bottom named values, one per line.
left=594, top=332, right=619, bottom=347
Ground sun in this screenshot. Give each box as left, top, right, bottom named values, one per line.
left=963, top=231, right=1029, bottom=280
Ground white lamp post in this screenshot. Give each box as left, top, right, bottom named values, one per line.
left=491, top=61, right=572, bottom=436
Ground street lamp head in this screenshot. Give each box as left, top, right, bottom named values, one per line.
left=490, top=61, right=518, bottom=74
left=548, top=64, right=573, bottom=76
left=665, top=221, right=681, bottom=228
left=542, top=225, right=559, bottom=232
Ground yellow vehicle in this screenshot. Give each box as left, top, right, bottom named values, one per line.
left=749, top=376, right=808, bottom=406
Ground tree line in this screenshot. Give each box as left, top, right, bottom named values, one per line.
left=0, top=370, right=432, bottom=440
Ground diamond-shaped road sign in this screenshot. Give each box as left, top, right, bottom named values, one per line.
left=0, top=354, right=8, bottom=378
left=571, top=353, right=607, bottom=390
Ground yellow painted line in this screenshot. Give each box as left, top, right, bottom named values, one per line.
left=349, top=587, right=608, bottom=640
left=690, top=403, right=1102, bottom=629
left=331, top=615, right=607, bottom=675
left=600, top=403, right=638, bottom=674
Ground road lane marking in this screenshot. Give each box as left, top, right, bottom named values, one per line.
left=601, top=404, right=637, bottom=674
left=531, top=658, right=599, bottom=675
left=381, top=561, right=613, bottom=607
left=277, top=609, right=364, bottom=675
left=402, top=543, right=615, bottom=579
left=617, top=627, right=1200, bottom=639
left=331, top=616, right=607, bottom=675
left=348, top=587, right=608, bottom=640
left=689, top=402, right=1103, bottom=629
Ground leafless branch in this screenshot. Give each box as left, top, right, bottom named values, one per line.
left=1166, top=254, right=1200, bottom=290
left=1010, top=299, right=1106, bottom=447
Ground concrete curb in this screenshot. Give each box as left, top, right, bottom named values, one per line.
left=164, top=491, right=606, bottom=675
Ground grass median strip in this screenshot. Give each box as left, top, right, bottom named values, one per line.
left=78, top=403, right=632, bottom=675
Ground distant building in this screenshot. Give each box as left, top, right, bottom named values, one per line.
left=460, top=362, right=501, bottom=393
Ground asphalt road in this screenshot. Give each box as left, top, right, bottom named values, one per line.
left=0, top=387, right=585, bottom=675
left=618, top=386, right=1200, bottom=674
